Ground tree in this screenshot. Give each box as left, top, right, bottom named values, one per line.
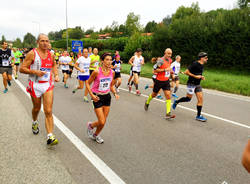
left=238, top=0, right=248, bottom=9
left=144, top=21, right=158, bottom=33
left=90, top=32, right=99, bottom=39
left=23, top=33, right=36, bottom=48
left=69, top=26, right=84, bottom=39
left=13, top=38, right=23, bottom=48
left=1, top=35, right=6, bottom=44
left=85, top=28, right=94, bottom=35
left=125, top=12, right=142, bottom=36
left=162, top=15, right=172, bottom=26
left=172, top=2, right=200, bottom=22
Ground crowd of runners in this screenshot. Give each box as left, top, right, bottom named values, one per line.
left=1, top=34, right=249, bottom=173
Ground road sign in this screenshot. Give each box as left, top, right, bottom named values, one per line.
left=71, top=40, right=83, bottom=52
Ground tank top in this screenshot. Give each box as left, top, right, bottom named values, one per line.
left=156, top=57, right=172, bottom=81
left=29, top=49, right=53, bottom=83
left=132, top=55, right=143, bottom=72
left=91, top=67, right=113, bottom=94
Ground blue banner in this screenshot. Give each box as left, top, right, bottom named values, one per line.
left=71, top=40, right=83, bottom=52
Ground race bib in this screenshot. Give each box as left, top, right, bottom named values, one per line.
left=38, top=68, right=51, bottom=81
left=2, top=59, right=9, bottom=66
left=115, top=64, right=120, bottom=73
left=78, top=66, right=89, bottom=76
left=98, top=78, right=111, bottom=92
left=165, top=70, right=170, bottom=77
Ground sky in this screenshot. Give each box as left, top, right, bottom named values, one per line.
left=1, top=0, right=236, bottom=41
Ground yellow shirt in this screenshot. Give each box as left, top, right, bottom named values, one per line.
left=89, top=55, right=100, bottom=70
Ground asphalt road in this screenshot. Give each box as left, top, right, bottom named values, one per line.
left=4, top=70, right=250, bottom=184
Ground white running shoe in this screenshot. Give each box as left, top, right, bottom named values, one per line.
left=95, top=135, right=104, bottom=144
left=87, top=122, right=95, bottom=140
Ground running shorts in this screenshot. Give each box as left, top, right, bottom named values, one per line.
left=132, top=71, right=140, bottom=76
left=187, top=84, right=202, bottom=95
left=171, top=75, right=179, bottom=82
left=62, top=70, right=70, bottom=74
left=0, top=67, right=12, bottom=75
left=26, top=80, right=54, bottom=98
left=153, top=79, right=171, bottom=93
left=92, top=93, right=111, bottom=108
left=114, top=73, right=121, bottom=79
left=78, top=75, right=89, bottom=81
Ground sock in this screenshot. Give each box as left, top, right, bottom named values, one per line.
left=32, top=120, right=38, bottom=125
left=166, top=100, right=171, bottom=114
left=197, top=105, right=202, bottom=117
left=173, top=87, right=178, bottom=93
left=176, top=96, right=191, bottom=104
left=135, top=84, right=138, bottom=90
left=47, top=133, right=53, bottom=139
left=146, top=94, right=153, bottom=104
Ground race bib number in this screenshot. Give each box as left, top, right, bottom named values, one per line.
left=2, top=59, right=9, bottom=66
left=78, top=66, right=89, bottom=76
left=98, top=78, right=111, bottom=92
left=38, top=68, right=51, bottom=81
left=165, top=70, right=170, bottom=77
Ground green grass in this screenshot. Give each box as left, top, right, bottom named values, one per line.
left=121, top=63, right=250, bottom=96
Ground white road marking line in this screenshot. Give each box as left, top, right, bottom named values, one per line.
left=123, top=74, right=250, bottom=102
left=14, top=78, right=126, bottom=184
left=119, top=87, right=250, bottom=129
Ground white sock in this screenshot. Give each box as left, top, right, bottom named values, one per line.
left=47, top=133, right=53, bottom=139
left=32, top=120, right=38, bottom=125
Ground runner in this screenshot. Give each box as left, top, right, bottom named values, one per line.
left=144, top=48, right=176, bottom=120
left=89, top=48, right=100, bottom=75
left=111, top=54, right=122, bottom=93
left=72, top=48, right=91, bottom=103
left=59, top=50, right=71, bottom=88
left=144, top=57, right=163, bottom=99
left=128, top=48, right=144, bottom=95
left=172, top=52, right=208, bottom=122
left=112, top=50, right=120, bottom=60
left=13, top=48, right=22, bottom=79
left=242, top=139, right=250, bottom=173
left=19, top=33, right=60, bottom=146
left=85, top=52, right=119, bottom=144
left=77, top=48, right=82, bottom=59
left=88, top=47, right=93, bottom=57
left=170, top=55, right=183, bottom=98
left=0, top=41, right=15, bottom=93
left=54, top=50, right=60, bottom=65
left=69, top=51, right=76, bottom=78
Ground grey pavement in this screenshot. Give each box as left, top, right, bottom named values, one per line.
left=1, top=71, right=250, bottom=184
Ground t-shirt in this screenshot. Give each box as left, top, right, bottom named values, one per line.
left=132, top=55, right=143, bottom=72
left=76, top=56, right=91, bottom=76
left=112, top=60, right=121, bottom=73
left=0, top=49, right=14, bottom=68
left=187, top=61, right=204, bottom=85
left=59, top=56, right=71, bottom=70
left=171, top=61, right=181, bottom=76
left=14, top=51, right=22, bottom=63
left=89, top=54, right=100, bottom=70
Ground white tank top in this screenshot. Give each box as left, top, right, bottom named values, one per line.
left=132, top=55, right=143, bottom=72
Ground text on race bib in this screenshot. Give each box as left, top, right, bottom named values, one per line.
left=38, top=68, right=51, bottom=81
left=98, top=78, right=111, bottom=92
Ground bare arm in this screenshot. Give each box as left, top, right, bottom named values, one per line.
left=242, top=140, right=250, bottom=173
left=184, top=69, right=204, bottom=80
left=74, top=62, right=84, bottom=73
left=19, top=50, right=45, bottom=77
left=51, top=54, right=59, bottom=82
left=86, top=70, right=99, bottom=102
left=141, top=57, right=145, bottom=65
left=110, top=72, right=119, bottom=100
left=128, top=56, right=135, bottom=66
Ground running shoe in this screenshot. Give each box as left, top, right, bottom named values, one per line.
left=129, top=85, right=132, bottom=93
left=83, top=96, right=89, bottom=103
left=95, top=135, right=104, bottom=144
left=144, top=101, right=149, bottom=111
left=72, top=88, right=77, bottom=93
left=166, top=113, right=176, bottom=120
left=136, top=90, right=141, bottom=96
left=32, top=120, right=39, bottom=134
left=172, top=99, right=177, bottom=110
left=196, top=115, right=207, bottom=122
left=64, top=84, right=69, bottom=88
left=172, top=93, right=178, bottom=98
left=3, top=88, right=8, bottom=93
left=156, top=94, right=163, bottom=99
left=87, top=122, right=95, bottom=140
left=15, top=75, right=18, bottom=79
left=47, top=135, right=58, bottom=145
left=144, top=84, right=149, bottom=90
left=7, top=81, right=11, bottom=86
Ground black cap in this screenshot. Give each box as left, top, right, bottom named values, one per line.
left=198, top=52, right=208, bottom=58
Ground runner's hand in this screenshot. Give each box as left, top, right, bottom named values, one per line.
left=36, top=70, right=46, bottom=77
left=201, top=76, right=205, bottom=80
left=114, top=94, right=120, bottom=100
left=92, top=95, right=100, bottom=102
left=196, top=75, right=202, bottom=79
left=80, top=69, right=85, bottom=73
left=54, top=75, right=60, bottom=82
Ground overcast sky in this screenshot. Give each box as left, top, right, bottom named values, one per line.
left=1, top=0, right=236, bottom=41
